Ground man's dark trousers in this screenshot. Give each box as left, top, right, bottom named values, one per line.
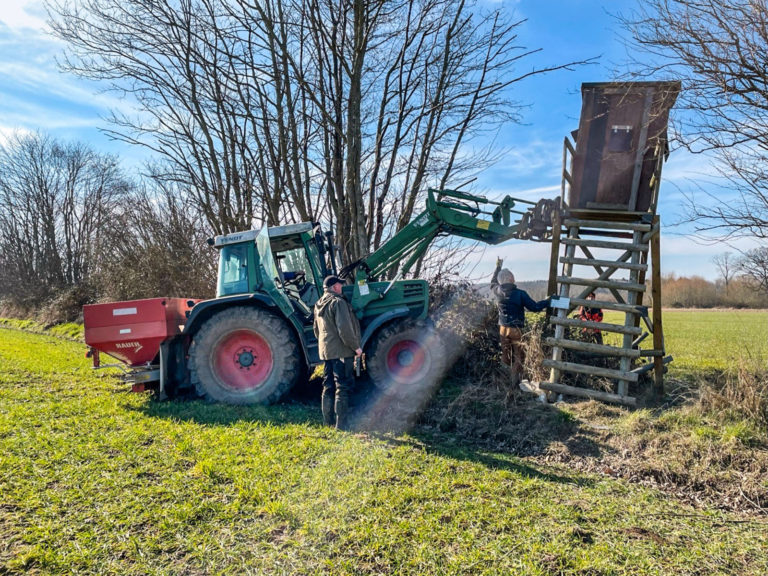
left=322, top=358, right=354, bottom=429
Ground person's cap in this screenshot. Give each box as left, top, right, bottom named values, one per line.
left=323, top=275, right=343, bottom=289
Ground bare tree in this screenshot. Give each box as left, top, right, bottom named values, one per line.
left=712, top=252, right=736, bottom=296
left=49, top=0, right=589, bottom=272
left=736, top=247, right=768, bottom=296
left=95, top=182, right=218, bottom=301
left=621, top=0, right=768, bottom=242
left=0, top=132, right=130, bottom=307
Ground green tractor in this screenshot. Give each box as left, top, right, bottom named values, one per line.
left=91, top=188, right=554, bottom=404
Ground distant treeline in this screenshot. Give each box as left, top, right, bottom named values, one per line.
left=518, top=275, right=768, bottom=309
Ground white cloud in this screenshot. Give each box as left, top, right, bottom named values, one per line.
left=0, top=124, right=31, bottom=146
left=0, top=0, right=48, bottom=31
left=0, top=3, right=138, bottom=151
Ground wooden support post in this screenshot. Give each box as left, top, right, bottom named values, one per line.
left=618, top=228, right=644, bottom=396
left=651, top=215, right=665, bottom=397
left=549, top=224, right=578, bottom=388
left=547, top=210, right=562, bottom=301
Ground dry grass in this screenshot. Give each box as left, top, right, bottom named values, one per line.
left=697, top=357, right=768, bottom=429
left=423, top=287, right=768, bottom=515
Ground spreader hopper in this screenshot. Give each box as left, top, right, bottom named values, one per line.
left=84, top=298, right=195, bottom=367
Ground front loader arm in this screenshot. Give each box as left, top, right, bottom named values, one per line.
left=352, top=188, right=528, bottom=283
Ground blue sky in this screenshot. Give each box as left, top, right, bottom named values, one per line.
left=0, top=0, right=755, bottom=282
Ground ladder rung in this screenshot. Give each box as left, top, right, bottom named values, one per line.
left=539, top=381, right=637, bottom=406
left=545, top=337, right=641, bottom=357
left=638, top=349, right=665, bottom=357
left=557, top=276, right=646, bottom=292
left=560, top=256, right=647, bottom=272
left=543, top=359, right=639, bottom=382
left=563, top=218, right=652, bottom=232
left=550, top=316, right=643, bottom=336
left=566, top=298, right=646, bottom=314
left=562, top=237, right=648, bottom=252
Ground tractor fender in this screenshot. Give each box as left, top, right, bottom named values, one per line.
left=183, top=293, right=279, bottom=336
left=360, top=306, right=412, bottom=349
left=182, top=292, right=311, bottom=367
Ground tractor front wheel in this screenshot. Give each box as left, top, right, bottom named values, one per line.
left=188, top=307, right=301, bottom=404
left=366, top=321, right=446, bottom=394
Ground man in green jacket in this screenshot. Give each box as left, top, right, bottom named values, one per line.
left=313, top=275, right=362, bottom=430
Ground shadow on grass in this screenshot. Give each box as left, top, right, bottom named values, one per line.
left=379, top=432, right=592, bottom=487
left=132, top=376, right=323, bottom=428
left=131, top=377, right=594, bottom=486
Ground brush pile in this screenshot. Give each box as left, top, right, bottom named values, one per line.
left=429, top=280, right=650, bottom=394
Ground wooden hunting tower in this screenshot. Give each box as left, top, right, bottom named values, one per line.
left=543, top=81, right=680, bottom=406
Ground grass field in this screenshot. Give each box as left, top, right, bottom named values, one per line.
left=602, top=309, right=768, bottom=375
left=1, top=311, right=768, bottom=575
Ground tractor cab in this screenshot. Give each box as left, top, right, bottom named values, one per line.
left=213, top=222, right=328, bottom=318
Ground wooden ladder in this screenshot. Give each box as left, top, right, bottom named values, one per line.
left=541, top=215, right=665, bottom=406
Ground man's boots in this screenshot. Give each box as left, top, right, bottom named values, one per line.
left=335, top=393, right=350, bottom=431
left=321, top=389, right=335, bottom=427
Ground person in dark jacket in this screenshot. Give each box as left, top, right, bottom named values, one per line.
left=491, top=258, right=550, bottom=385
left=313, top=275, right=362, bottom=430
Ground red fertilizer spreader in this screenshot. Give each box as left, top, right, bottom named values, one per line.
left=83, top=297, right=198, bottom=394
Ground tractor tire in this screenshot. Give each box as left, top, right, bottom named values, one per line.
left=366, top=321, right=447, bottom=395
left=188, top=306, right=301, bottom=405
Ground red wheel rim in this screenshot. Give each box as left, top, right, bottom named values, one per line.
left=386, top=339, right=427, bottom=380
left=212, top=329, right=273, bottom=391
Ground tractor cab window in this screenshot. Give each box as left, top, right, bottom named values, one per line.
left=275, top=246, right=319, bottom=308
left=217, top=244, right=249, bottom=296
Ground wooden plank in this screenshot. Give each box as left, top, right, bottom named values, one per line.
left=542, top=359, right=639, bottom=382
left=639, top=349, right=665, bottom=357
left=628, top=87, right=654, bottom=211
left=560, top=256, right=648, bottom=271
left=539, top=382, right=637, bottom=406
left=574, top=245, right=628, bottom=303
left=563, top=218, right=651, bottom=232
left=546, top=209, right=562, bottom=299
left=632, top=355, right=673, bottom=375
left=632, top=332, right=649, bottom=347
left=561, top=138, right=572, bottom=200
left=642, top=221, right=661, bottom=243
left=619, top=228, right=644, bottom=396
left=545, top=337, right=641, bottom=357
left=651, top=215, right=665, bottom=396
left=566, top=297, right=646, bottom=314
left=564, top=136, right=576, bottom=156
left=550, top=316, right=643, bottom=335
left=557, top=276, right=646, bottom=292
left=549, top=224, right=579, bottom=387
left=562, top=237, right=649, bottom=252
left=576, top=229, right=634, bottom=239
left=633, top=250, right=649, bottom=330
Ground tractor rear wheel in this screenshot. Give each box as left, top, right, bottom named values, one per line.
left=189, top=306, right=301, bottom=404
left=366, top=321, right=447, bottom=394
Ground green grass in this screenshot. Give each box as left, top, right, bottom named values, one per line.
left=2, top=323, right=768, bottom=575
left=0, top=317, right=83, bottom=340
left=602, top=309, right=768, bottom=375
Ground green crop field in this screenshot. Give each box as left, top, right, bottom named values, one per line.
left=1, top=311, right=767, bottom=575
left=602, top=309, right=768, bottom=374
